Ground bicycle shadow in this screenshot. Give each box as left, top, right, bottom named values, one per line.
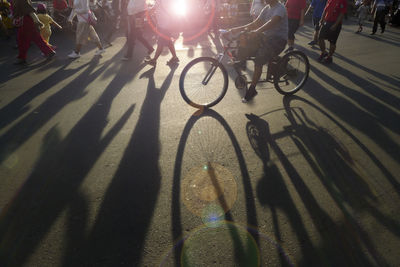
left=246, top=95, right=399, bottom=265
left=167, top=108, right=260, bottom=266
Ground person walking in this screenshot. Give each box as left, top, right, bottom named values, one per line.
left=67, top=0, right=105, bottom=58
left=318, top=0, right=347, bottom=63
left=285, top=0, right=306, bottom=52
left=12, top=0, right=55, bottom=64
left=144, top=0, right=179, bottom=66
left=36, top=3, right=62, bottom=45
left=305, top=0, right=326, bottom=45
left=122, top=0, right=154, bottom=60
left=370, top=0, right=389, bottom=34
left=356, top=0, right=369, bottom=32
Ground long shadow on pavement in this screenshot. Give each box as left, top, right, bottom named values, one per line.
left=82, top=64, right=177, bottom=266
left=247, top=95, right=398, bottom=265
left=0, top=59, right=140, bottom=266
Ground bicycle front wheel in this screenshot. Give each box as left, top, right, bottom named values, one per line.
left=273, top=51, right=309, bottom=95
left=179, top=57, right=228, bottom=108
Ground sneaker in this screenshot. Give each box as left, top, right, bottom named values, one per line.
left=317, top=52, right=328, bottom=62
left=322, top=56, right=333, bottom=64
left=370, top=32, right=375, bottom=35
left=95, top=48, right=106, bottom=56
left=166, top=56, right=180, bottom=65
left=144, top=58, right=157, bottom=66
left=68, top=51, right=81, bottom=59
left=242, top=87, right=258, bottom=103
left=284, top=46, right=294, bottom=53
left=308, top=40, right=317, bottom=45
left=14, top=58, right=27, bottom=65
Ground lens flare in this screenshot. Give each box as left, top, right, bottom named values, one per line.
left=172, top=0, right=187, bottom=16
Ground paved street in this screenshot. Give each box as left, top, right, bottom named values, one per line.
left=0, top=16, right=400, bottom=266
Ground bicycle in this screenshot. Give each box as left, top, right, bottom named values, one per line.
left=179, top=29, right=310, bottom=109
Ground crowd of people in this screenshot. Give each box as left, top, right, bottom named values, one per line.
left=0, top=0, right=398, bottom=77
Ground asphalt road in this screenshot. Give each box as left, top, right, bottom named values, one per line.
left=0, top=16, right=400, bottom=266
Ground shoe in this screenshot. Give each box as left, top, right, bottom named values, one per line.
left=46, top=51, right=56, bottom=60
left=370, top=32, right=375, bottom=35
left=14, top=58, right=27, bottom=65
left=122, top=56, right=131, bottom=61
left=322, top=56, right=332, bottom=64
left=166, top=56, right=180, bottom=65
left=104, top=42, right=112, bottom=48
left=144, top=55, right=151, bottom=61
left=317, top=52, right=328, bottom=62
left=242, top=87, right=258, bottom=102
left=284, top=46, right=294, bottom=53
left=144, top=58, right=157, bottom=66
left=308, top=40, right=317, bottom=45
left=95, top=48, right=106, bottom=56
left=68, top=51, right=81, bottom=58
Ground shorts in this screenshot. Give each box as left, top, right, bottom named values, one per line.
left=76, top=21, right=100, bottom=45
left=312, top=16, right=321, bottom=31
left=288, top=18, right=300, bottom=40
left=254, top=36, right=287, bottom=66
left=318, top=21, right=342, bottom=45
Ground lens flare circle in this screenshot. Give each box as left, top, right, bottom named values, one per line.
left=181, top=162, right=238, bottom=217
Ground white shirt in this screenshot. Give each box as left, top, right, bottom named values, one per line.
left=69, top=0, right=90, bottom=22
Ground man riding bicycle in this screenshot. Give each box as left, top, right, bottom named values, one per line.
left=228, top=0, right=288, bottom=102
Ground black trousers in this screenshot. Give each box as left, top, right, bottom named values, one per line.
left=125, top=11, right=153, bottom=58
left=372, top=9, right=386, bottom=33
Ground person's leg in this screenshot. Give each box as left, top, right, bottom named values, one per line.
left=328, top=42, right=336, bottom=57
left=286, top=19, right=299, bottom=51
left=379, top=10, right=386, bottom=32
left=167, top=40, right=177, bottom=58
left=31, top=29, right=54, bottom=56
left=124, top=15, right=135, bottom=58
left=372, top=11, right=378, bottom=33
left=17, top=23, right=30, bottom=62
left=74, top=44, right=83, bottom=53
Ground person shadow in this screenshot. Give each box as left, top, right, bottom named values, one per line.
left=80, top=64, right=178, bottom=266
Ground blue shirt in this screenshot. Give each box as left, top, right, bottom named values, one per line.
left=311, top=0, right=326, bottom=18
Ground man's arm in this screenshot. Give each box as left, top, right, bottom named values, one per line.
left=254, top=14, right=282, bottom=33
left=230, top=16, right=262, bottom=34
left=330, top=10, right=344, bottom=30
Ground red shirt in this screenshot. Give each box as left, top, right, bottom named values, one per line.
left=323, top=0, right=347, bottom=22
left=53, top=0, right=68, bottom=11
left=285, top=0, right=306, bottom=19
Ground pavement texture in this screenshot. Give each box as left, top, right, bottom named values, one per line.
left=0, top=16, right=399, bottom=266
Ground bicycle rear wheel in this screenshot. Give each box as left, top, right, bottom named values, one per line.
left=179, top=57, right=228, bottom=108
left=273, top=51, right=309, bottom=95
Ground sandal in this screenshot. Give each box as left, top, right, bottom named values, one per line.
left=166, top=57, right=179, bottom=65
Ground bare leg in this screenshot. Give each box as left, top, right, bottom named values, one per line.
left=75, top=44, right=82, bottom=53
left=328, top=43, right=336, bottom=57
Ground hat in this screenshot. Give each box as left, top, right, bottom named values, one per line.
left=36, top=3, right=47, bottom=11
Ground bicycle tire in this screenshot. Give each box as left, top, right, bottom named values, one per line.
left=273, top=51, right=309, bottom=95
left=179, top=57, right=229, bottom=108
